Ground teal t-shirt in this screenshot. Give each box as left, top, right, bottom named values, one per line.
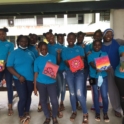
left=0, top=40, right=14, bottom=61
left=62, top=45, right=85, bottom=70
left=28, top=45, right=39, bottom=58
left=7, top=48, right=35, bottom=81
left=115, top=46, right=124, bottom=78
left=34, top=54, right=56, bottom=84
left=88, top=50, right=108, bottom=78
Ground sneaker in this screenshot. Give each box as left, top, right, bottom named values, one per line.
left=2, top=79, right=6, bottom=87
left=95, top=113, right=101, bottom=121
left=103, top=113, right=110, bottom=122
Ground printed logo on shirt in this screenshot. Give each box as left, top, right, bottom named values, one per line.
left=28, top=52, right=32, bottom=56
left=48, top=59, right=52, bottom=62
left=5, top=44, right=9, bottom=47
left=76, top=49, right=79, bottom=52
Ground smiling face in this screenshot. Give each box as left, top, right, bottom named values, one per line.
left=93, top=41, right=102, bottom=52
left=67, top=34, right=76, bottom=47
left=103, top=31, right=113, bottom=42
left=39, top=44, right=48, bottom=56
left=49, top=34, right=55, bottom=45
left=18, top=37, right=28, bottom=48
left=93, top=32, right=102, bottom=41
left=0, top=30, right=6, bottom=41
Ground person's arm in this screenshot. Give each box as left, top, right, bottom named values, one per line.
left=7, top=67, right=25, bottom=83
left=64, top=60, right=70, bottom=68
left=34, top=72, right=38, bottom=96
left=57, top=49, right=61, bottom=65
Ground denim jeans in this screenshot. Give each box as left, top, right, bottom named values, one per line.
left=14, top=79, right=34, bottom=117
left=84, top=67, right=89, bottom=99
left=0, top=67, right=13, bottom=104
left=65, top=69, right=88, bottom=114
left=92, top=76, right=109, bottom=114
left=57, top=71, right=66, bottom=101
left=37, top=82, right=58, bottom=118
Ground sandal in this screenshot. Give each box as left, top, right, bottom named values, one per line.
left=43, top=118, right=51, bottom=124
left=59, top=103, right=65, bottom=111
left=37, top=105, right=42, bottom=112
left=24, top=112, right=31, bottom=119
left=53, top=118, right=59, bottom=124
left=70, top=112, right=77, bottom=122
left=82, top=114, right=88, bottom=124
left=114, top=110, right=122, bottom=118
left=95, top=113, right=100, bottom=122
left=8, top=109, right=13, bottom=116
left=20, top=117, right=29, bottom=124
left=103, top=113, right=110, bottom=122
left=57, top=111, right=63, bottom=118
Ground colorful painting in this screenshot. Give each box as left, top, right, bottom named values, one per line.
left=95, top=56, right=110, bottom=70
left=43, top=61, right=59, bottom=79
left=68, top=56, right=84, bottom=72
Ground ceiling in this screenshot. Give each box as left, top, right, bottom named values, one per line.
left=0, top=0, right=111, bottom=5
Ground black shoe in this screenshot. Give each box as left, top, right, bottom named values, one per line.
left=95, top=113, right=100, bottom=122
left=52, top=118, right=59, bottom=124
left=103, top=113, right=110, bottom=123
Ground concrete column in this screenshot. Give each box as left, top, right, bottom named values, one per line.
left=95, top=13, right=100, bottom=23
left=110, top=9, right=124, bottom=39
left=64, top=14, right=67, bottom=25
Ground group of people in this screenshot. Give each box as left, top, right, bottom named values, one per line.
left=0, top=27, right=124, bottom=124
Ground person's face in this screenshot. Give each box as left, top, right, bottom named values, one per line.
left=46, top=33, right=51, bottom=42
left=0, top=31, right=6, bottom=41
left=29, top=35, right=34, bottom=44
left=49, top=35, right=55, bottom=44
left=103, top=31, right=113, bottom=42
left=32, top=35, right=37, bottom=44
left=67, top=34, right=76, bottom=47
left=39, top=45, right=48, bottom=56
left=93, top=41, right=102, bottom=52
left=77, top=34, right=84, bottom=43
left=57, top=36, right=64, bottom=44
left=19, top=37, right=28, bottom=47
left=93, top=32, right=102, bottom=40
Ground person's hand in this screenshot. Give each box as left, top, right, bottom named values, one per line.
left=34, top=87, right=38, bottom=96
left=18, top=76, right=25, bottom=83
left=57, top=49, right=61, bottom=54
left=119, top=67, right=124, bottom=72
left=96, top=69, right=101, bottom=72
left=106, top=66, right=112, bottom=72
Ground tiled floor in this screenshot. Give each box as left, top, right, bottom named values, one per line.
left=0, top=91, right=122, bottom=124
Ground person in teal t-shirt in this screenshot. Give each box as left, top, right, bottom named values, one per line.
left=7, top=35, right=35, bottom=124
left=0, top=27, right=14, bottom=116
left=88, top=39, right=110, bottom=122
left=34, top=42, right=59, bottom=124
left=62, top=32, right=88, bottom=124
left=115, top=45, right=124, bottom=124
left=55, top=33, right=66, bottom=111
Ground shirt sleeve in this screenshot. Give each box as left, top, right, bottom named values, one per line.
left=34, top=59, right=38, bottom=72
left=9, top=43, right=14, bottom=53
left=7, top=52, right=15, bottom=67
left=87, top=54, right=93, bottom=64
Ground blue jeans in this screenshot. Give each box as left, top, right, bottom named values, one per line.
left=37, top=82, right=58, bottom=118
left=57, top=71, right=66, bottom=101
left=0, top=67, right=13, bottom=104
left=65, top=70, right=88, bottom=114
left=14, top=79, right=34, bottom=117
left=84, top=67, right=89, bottom=99
left=92, top=76, right=109, bottom=114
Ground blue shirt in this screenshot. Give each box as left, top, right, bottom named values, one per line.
left=28, top=45, right=39, bottom=58
left=7, top=48, right=35, bottom=81
left=88, top=50, right=108, bottom=78
left=62, top=45, right=85, bottom=70
left=101, top=39, right=120, bottom=70
left=115, top=46, right=124, bottom=78
left=0, top=40, right=14, bottom=61
left=34, top=54, right=56, bottom=84
left=56, top=43, right=66, bottom=71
